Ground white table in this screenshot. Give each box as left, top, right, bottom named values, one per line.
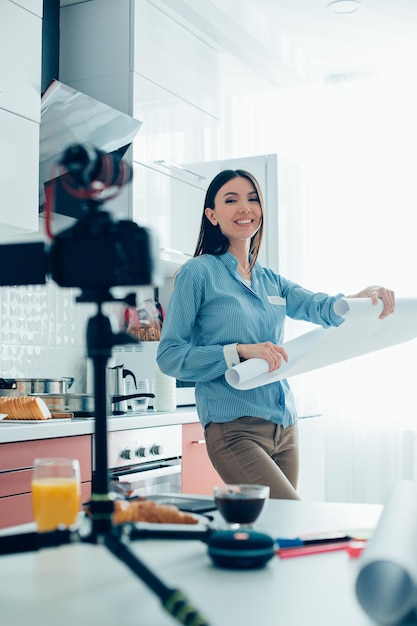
left=0, top=500, right=382, bottom=626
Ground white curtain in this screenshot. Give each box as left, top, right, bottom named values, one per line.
left=220, top=68, right=417, bottom=503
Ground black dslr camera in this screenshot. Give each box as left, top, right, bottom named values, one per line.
left=0, top=144, right=159, bottom=298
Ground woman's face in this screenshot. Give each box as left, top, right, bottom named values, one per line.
left=205, top=176, right=262, bottom=244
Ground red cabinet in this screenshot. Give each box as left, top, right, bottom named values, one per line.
left=0, top=436, right=92, bottom=529
left=182, top=422, right=224, bottom=495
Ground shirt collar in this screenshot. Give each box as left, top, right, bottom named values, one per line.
left=219, top=251, right=264, bottom=275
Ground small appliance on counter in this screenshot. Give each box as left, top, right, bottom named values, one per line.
left=113, top=343, right=196, bottom=408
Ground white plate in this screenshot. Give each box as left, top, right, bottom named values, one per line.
left=133, top=512, right=210, bottom=531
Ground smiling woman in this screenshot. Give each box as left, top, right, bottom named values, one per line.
left=156, top=165, right=394, bottom=501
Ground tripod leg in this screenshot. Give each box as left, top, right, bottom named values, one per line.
left=87, top=308, right=115, bottom=536
left=85, top=303, right=210, bottom=624
left=104, top=534, right=211, bottom=626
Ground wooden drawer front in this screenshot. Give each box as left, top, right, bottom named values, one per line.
left=0, top=436, right=91, bottom=476
left=0, top=483, right=91, bottom=530
left=0, top=436, right=92, bottom=499
left=0, top=467, right=33, bottom=498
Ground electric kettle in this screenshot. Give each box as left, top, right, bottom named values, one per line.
left=107, top=365, right=137, bottom=413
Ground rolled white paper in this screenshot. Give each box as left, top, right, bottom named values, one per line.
left=355, top=480, right=417, bottom=625
left=225, top=297, right=417, bottom=390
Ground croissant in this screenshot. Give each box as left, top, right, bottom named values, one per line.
left=113, top=499, right=198, bottom=525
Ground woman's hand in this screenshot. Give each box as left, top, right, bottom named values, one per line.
left=237, top=342, right=288, bottom=373
left=347, top=285, right=395, bottom=320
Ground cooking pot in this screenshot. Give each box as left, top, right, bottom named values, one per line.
left=0, top=377, right=75, bottom=395
left=34, top=392, right=154, bottom=417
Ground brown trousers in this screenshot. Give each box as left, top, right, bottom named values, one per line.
left=205, top=416, right=300, bottom=500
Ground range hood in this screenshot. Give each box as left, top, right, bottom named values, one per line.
left=39, top=80, right=143, bottom=218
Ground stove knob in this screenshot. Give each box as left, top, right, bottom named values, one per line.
left=120, top=448, right=134, bottom=461
left=136, top=445, right=150, bottom=458
left=151, top=443, right=164, bottom=456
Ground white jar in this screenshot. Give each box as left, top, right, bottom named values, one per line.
left=153, top=365, right=176, bottom=412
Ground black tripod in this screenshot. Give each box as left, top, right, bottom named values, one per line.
left=0, top=291, right=211, bottom=626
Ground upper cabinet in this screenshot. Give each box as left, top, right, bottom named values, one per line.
left=0, top=1, right=42, bottom=237
left=0, top=1, right=42, bottom=123
left=0, top=110, right=40, bottom=236
left=60, top=0, right=220, bottom=263
left=12, top=1, right=43, bottom=17
left=132, top=0, right=219, bottom=120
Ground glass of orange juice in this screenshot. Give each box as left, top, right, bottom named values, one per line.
left=31, top=458, right=81, bottom=532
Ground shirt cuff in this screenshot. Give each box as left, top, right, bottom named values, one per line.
left=223, top=343, right=240, bottom=368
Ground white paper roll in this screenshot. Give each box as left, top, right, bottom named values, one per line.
left=225, top=297, right=417, bottom=390
left=355, top=481, right=417, bottom=624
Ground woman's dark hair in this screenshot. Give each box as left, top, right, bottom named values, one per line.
left=193, top=169, right=265, bottom=268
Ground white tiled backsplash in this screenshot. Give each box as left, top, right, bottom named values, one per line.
left=0, top=280, right=94, bottom=392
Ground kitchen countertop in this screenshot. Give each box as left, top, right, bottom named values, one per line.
left=0, top=407, right=199, bottom=443
left=0, top=499, right=382, bottom=626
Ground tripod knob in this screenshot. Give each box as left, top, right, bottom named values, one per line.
left=121, top=447, right=135, bottom=461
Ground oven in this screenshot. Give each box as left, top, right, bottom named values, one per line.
left=101, top=424, right=182, bottom=497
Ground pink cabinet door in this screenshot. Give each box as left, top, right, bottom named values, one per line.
left=182, top=423, right=224, bottom=495
left=0, top=435, right=92, bottom=529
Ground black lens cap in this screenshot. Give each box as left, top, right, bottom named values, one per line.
left=207, top=530, right=275, bottom=569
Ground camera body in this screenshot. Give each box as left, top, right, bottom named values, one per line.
left=50, top=211, right=158, bottom=290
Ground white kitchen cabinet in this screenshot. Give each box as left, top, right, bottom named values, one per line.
left=132, top=0, right=219, bottom=120
left=0, top=108, right=40, bottom=236
left=60, top=0, right=219, bottom=123
left=11, top=0, right=43, bottom=17
left=0, top=1, right=41, bottom=238
left=59, top=0, right=220, bottom=254
left=130, top=0, right=220, bottom=223
left=132, top=72, right=217, bottom=166
left=0, top=1, right=42, bottom=122
left=132, top=160, right=206, bottom=256
left=60, top=0, right=131, bottom=87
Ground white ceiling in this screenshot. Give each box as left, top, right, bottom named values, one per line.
left=252, top=0, right=417, bottom=85
left=60, top=0, right=417, bottom=87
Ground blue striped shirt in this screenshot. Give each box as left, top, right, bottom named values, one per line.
left=157, top=252, right=344, bottom=428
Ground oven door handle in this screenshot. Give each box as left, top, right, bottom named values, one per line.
left=115, top=464, right=181, bottom=487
